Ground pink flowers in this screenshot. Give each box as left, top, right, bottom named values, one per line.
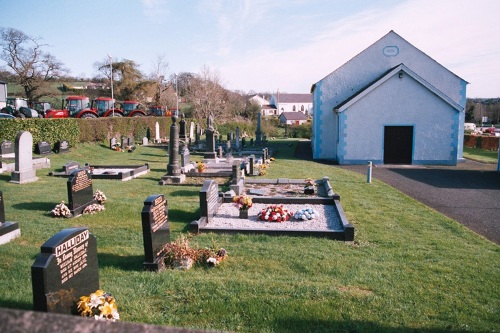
left=233, top=195, right=253, bottom=210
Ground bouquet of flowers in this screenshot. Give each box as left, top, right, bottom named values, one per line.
left=77, top=290, right=119, bottom=322
left=233, top=195, right=253, bottom=210
left=304, top=178, right=316, bottom=187
left=51, top=201, right=71, bottom=218
left=258, top=205, right=293, bottom=222
left=293, top=208, right=318, bottom=221
left=196, top=161, right=207, bottom=172
left=93, top=190, right=107, bottom=204
left=83, top=203, right=106, bottom=215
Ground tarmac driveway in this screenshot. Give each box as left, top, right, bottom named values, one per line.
left=336, top=161, right=500, bottom=244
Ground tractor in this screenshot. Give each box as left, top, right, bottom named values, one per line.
left=44, top=96, right=98, bottom=118
left=1, top=97, right=41, bottom=118
left=92, top=97, right=123, bottom=117
left=120, top=100, right=147, bottom=117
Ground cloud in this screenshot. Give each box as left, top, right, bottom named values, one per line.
left=142, top=0, right=169, bottom=24
left=217, top=0, right=500, bottom=97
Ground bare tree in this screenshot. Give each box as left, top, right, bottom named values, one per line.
left=0, top=27, right=67, bottom=100
left=186, top=65, right=227, bottom=123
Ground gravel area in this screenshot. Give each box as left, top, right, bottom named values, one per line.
left=208, top=203, right=343, bottom=231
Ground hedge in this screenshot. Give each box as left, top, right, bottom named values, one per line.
left=464, top=134, right=499, bottom=150
left=0, top=117, right=173, bottom=147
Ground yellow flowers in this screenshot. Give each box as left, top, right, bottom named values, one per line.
left=196, top=161, right=207, bottom=172
left=77, top=290, right=119, bottom=322
left=233, top=195, right=253, bottom=210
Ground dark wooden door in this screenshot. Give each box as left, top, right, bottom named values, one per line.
left=384, top=126, right=413, bottom=164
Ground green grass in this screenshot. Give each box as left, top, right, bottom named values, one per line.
left=463, top=146, right=499, bottom=164
left=0, top=139, right=498, bottom=332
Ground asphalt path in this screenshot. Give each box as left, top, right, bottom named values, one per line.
left=294, top=141, right=500, bottom=244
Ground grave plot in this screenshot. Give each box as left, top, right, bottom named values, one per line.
left=50, top=163, right=149, bottom=181
left=191, top=178, right=354, bottom=241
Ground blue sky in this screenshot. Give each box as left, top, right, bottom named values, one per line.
left=1, top=0, right=499, bottom=97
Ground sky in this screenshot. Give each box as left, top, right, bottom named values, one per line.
left=1, top=0, right=499, bottom=98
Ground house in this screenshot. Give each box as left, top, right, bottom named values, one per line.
left=311, top=30, right=467, bottom=165
left=279, top=111, right=309, bottom=125
left=248, top=94, right=277, bottom=116
left=270, top=93, right=313, bottom=116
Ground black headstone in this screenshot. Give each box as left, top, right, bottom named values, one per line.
left=141, top=194, right=170, bottom=271
left=0, top=140, right=14, bottom=155
left=67, top=169, right=96, bottom=216
left=200, top=180, right=221, bottom=221
left=31, top=227, right=99, bottom=314
left=35, top=141, right=52, bottom=155
left=54, top=140, right=70, bottom=154
left=63, top=161, right=81, bottom=175
left=0, top=191, right=5, bottom=223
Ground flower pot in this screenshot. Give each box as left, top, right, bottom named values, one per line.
left=304, top=186, right=315, bottom=195
left=239, top=209, right=249, bottom=219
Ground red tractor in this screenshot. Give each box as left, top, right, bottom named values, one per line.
left=120, top=100, right=147, bottom=117
left=92, top=97, right=123, bottom=117
left=45, top=96, right=98, bottom=118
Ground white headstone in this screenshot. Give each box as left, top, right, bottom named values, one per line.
left=10, top=131, right=38, bottom=184
left=155, top=122, right=160, bottom=142
left=142, top=137, right=149, bottom=146
left=189, top=122, right=195, bottom=141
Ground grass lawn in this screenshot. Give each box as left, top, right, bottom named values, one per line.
left=0, top=139, right=498, bottom=332
left=463, top=146, right=499, bottom=164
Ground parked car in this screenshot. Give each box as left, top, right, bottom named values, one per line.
left=0, top=113, right=16, bottom=119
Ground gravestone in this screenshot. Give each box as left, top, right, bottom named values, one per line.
left=230, top=162, right=244, bottom=195
left=142, top=137, right=149, bottom=146
left=110, top=137, right=117, bottom=149
left=0, top=191, right=21, bottom=245
left=195, top=123, right=201, bottom=145
left=249, top=155, right=255, bottom=176
left=121, top=137, right=128, bottom=149
left=250, top=138, right=254, bottom=146
left=189, top=121, right=195, bottom=144
left=200, top=180, right=221, bottom=222
left=141, top=194, right=170, bottom=271
left=255, top=112, right=263, bottom=145
left=35, top=141, right=52, bottom=155
left=235, top=127, right=240, bottom=150
left=155, top=121, right=160, bottom=143
left=218, top=146, right=223, bottom=158
left=204, top=129, right=216, bottom=159
left=262, top=148, right=267, bottom=161
left=63, top=161, right=81, bottom=175
left=180, top=146, right=190, bottom=168
left=67, top=169, right=97, bottom=216
left=54, top=140, right=70, bottom=154
left=160, top=115, right=186, bottom=184
left=179, top=113, right=187, bottom=142
left=11, top=131, right=38, bottom=184
left=0, top=140, right=14, bottom=155
left=31, top=227, right=99, bottom=314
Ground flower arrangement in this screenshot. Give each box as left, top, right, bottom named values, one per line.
left=93, top=190, right=107, bottom=204
left=83, top=203, right=106, bottom=215
left=77, top=290, right=119, bottom=322
left=304, top=178, right=316, bottom=188
left=196, top=161, right=207, bottom=173
left=293, top=208, right=318, bottom=221
left=161, top=235, right=228, bottom=269
left=258, top=205, right=293, bottom=222
left=258, top=164, right=268, bottom=176
left=51, top=201, right=71, bottom=218
left=111, top=142, right=121, bottom=151
left=233, top=195, right=253, bottom=211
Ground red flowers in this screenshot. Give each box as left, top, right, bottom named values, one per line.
left=258, top=205, right=293, bottom=222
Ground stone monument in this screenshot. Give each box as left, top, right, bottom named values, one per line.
left=160, top=115, right=186, bottom=184
left=67, top=169, right=97, bottom=216
left=141, top=194, right=170, bottom=271
left=0, top=191, right=21, bottom=245
left=11, top=131, right=38, bottom=184
left=179, top=113, right=187, bottom=143
left=204, top=112, right=217, bottom=159
left=255, top=112, right=263, bottom=146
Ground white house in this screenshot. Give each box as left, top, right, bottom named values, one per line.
left=279, top=112, right=309, bottom=125
left=270, top=93, right=313, bottom=116
left=311, top=31, right=467, bottom=165
left=248, top=94, right=277, bottom=116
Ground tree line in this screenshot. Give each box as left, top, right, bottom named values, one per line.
left=0, top=27, right=265, bottom=123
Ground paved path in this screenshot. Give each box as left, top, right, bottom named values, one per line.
left=294, top=141, right=500, bottom=244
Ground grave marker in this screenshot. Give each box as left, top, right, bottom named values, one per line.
left=200, top=180, right=221, bottom=221
left=110, top=137, right=117, bottom=149
left=67, top=169, right=96, bottom=216
left=63, top=161, right=81, bottom=175
left=31, top=227, right=99, bottom=314
left=0, top=140, right=14, bottom=155
left=35, top=141, right=52, bottom=155
left=0, top=191, right=21, bottom=245
left=54, top=140, right=70, bottom=154
left=11, top=131, right=38, bottom=184
left=141, top=194, right=170, bottom=271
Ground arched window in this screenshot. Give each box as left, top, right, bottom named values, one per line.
left=293, top=105, right=296, bottom=111
left=301, top=105, right=304, bottom=111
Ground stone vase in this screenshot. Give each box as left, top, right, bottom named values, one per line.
left=239, top=209, right=249, bottom=219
